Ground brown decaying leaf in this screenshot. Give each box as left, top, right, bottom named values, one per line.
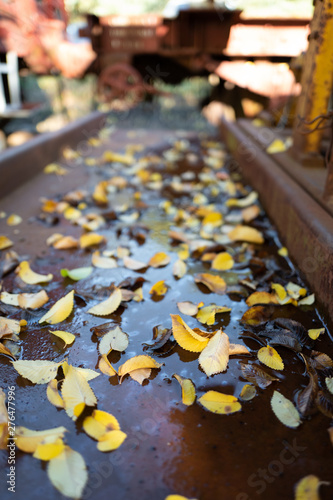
left=241, top=305, right=275, bottom=326
left=240, top=363, right=280, bottom=389
left=296, top=370, right=319, bottom=417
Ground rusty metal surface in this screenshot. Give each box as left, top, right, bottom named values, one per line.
left=0, top=121, right=333, bottom=499
left=219, top=117, right=333, bottom=327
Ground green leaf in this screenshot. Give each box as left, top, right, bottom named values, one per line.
left=61, top=267, right=93, bottom=281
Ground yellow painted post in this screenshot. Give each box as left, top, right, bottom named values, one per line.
left=292, top=0, right=333, bottom=162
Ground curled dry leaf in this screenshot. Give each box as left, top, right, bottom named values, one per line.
left=242, top=205, right=260, bottom=223
left=15, top=426, right=67, bottom=453
left=173, top=374, right=196, bottom=405
left=194, top=273, right=227, bottom=294
left=271, top=391, right=301, bottom=428
left=308, top=328, right=325, bottom=340
left=196, top=304, right=231, bottom=325
left=246, top=291, right=278, bottom=307
left=16, top=261, right=53, bottom=285
left=61, top=365, right=97, bottom=420
left=211, top=252, right=234, bottom=271
left=177, top=301, right=198, bottom=316
left=229, top=343, right=250, bottom=356
left=199, top=391, right=241, bottom=415
left=149, top=252, right=171, bottom=268
left=296, top=371, right=318, bottom=417
left=294, top=475, right=329, bottom=500
left=199, top=330, right=230, bottom=376
left=53, top=235, right=79, bottom=250
left=173, top=259, right=187, bottom=278
left=47, top=446, right=88, bottom=499
left=228, top=225, right=264, bottom=244
left=129, top=368, right=152, bottom=385
left=240, top=363, right=279, bottom=389
left=150, top=280, right=168, bottom=297
left=49, top=330, right=76, bottom=346
left=257, top=345, right=284, bottom=371
left=226, top=191, right=258, bottom=208
left=47, top=379, right=64, bottom=408
left=118, top=354, right=163, bottom=383
left=12, top=359, right=62, bottom=384
left=98, top=354, right=118, bottom=377
left=92, top=251, right=117, bottom=269
left=171, top=314, right=209, bottom=352
left=0, top=317, right=23, bottom=334
left=60, top=267, right=93, bottom=281
left=39, top=290, right=75, bottom=325
left=1, top=290, right=49, bottom=309
left=88, top=287, right=122, bottom=316
left=99, top=326, right=129, bottom=355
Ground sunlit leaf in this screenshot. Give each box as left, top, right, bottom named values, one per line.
left=60, top=267, right=93, bottom=281
left=12, top=359, right=62, bottom=384
left=0, top=235, right=13, bottom=250
left=92, top=251, right=117, bottom=268
left=83, top=409, right=120, bottom=440
left=271, top=391, right=301, bottom=428
left=118, top=355, right=163, bottom=382
left=246, top=291, right=278, bottom=307
left=97, top=430, right=127, bottom=452
left=194, top=273, right=226, bottom=294
left=173, top=259, right=187, bottom=278
left=150, top=280, right=168, bottom=297
left=80, top=233, right=105, bottom=249
left=47, top=446, right=88, bottom=499
left=298, top=294, right=315, bottom=306
left=61, top=365, right=97, bottom=420
left=33, top=437, right=66, bottom=461
left=228, top=225, right=264, bottom=244
left=173, top=374, right=196, bottom=405
left=258, top=345, right=284, bottom=371
left=170, top=314, right=209, bottom=352
left=99, top=326, right=128, bottom=355
left=196, top=305, right=231, bottom=325
left=39, top=290, right=74, bottom=324
left=15, top=426, right=67, bottom=453
left=199, top=391, right=241, bottom=414
left=294, top=475, right=329, bottom=500
left=211, top=252, right=234, bottom=271
left=239, top=384, right=256, bottom=401
left=47, top=379, right=64, bottom=408
left=308, top=328, right=325, bottom=340
left=61, top=361, right=100, bottom=381
left=177, top=301, right=198, bottom=316
left=49, top=330, right=76, bottom=346
left=202, top=212, right=223, bottom=227
left=98, top=354, right=118, bottom=377
left=148, top=251, right=171, bottom=268
left=199, top=330, right=230, bottom=376
left=88, top=287, right=122, bottom=316
left=16, top=261, right=53, bottom=284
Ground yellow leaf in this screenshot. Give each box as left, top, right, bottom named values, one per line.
left=150, top=280, right=168, bottom=296
left=93, top=181, right=108, bottom=204
left=199, top=330, right=230, bottom=376
left=278, top=247, right=288, bottom=257
left=177, top=301, right=198, bottom=316
left=7, top=214, right=22, bottom=226
left=129, top=368, right=152, bottom=384
left=241, top=305, right=273, bottom=326
left=202, top=212, right=223, bottom=227
left=266, top=138, right=291, bottom=154
left=61, top=365, right=97, bottom=420
left=196, top=305, right=231, bottom=325
left=44, top=163, right=68, bottom=175
left=80, top=233, right=105, bottom=249
left=83, top=409, right=120, bottom=440
left=308, top=328, right=325, bottom=340
left=123, top=256, right=147, bottom=271
left=271, top=283, right=287, bottom=301
left=173, top=259, right=187, bottom=278
left=12, top=359, right=62, bottom=384
left=15, top=426, right=67, bottom=453
left=60, top=267, right=92, bottom=281
left=295, top=475, right=329, bottom=500
left=63, top=206, right=81, bottom=222
left=242, top=205, right=260, bottom=222
left=258, top=345, right=284, bottom=370
left=286, top=282, right=307, bottom=299
left=229, top=343, right=250, bottom=356
left=97, top=430, right=127, bottom=452
left=0, top=343, right=16, bottom=359
left=198, top=391, right=241, bottom=415
left=298, top=293, right=315, bottom=306
left=61, top=361, right=99, bottom=381
left=49, top=330, right=75, bottom=346
left=39, top=290, right=74, bottom=325
left=19, top=290, right=49, bottom=309
left=239, top=384, right=256, bottom=401
left=33, top=438, right=65, bottom=460
left=228, top=225, right=264, bottom=244
left=0, top=317, right=22, bottom=334
left=99, top=326, right=128, bottom=355
left=0, top=235, right=13, bottom=250
left=271, top=391, right=301, bottom=428
left=99, top=354, right=118, bottom=377
left=173, top=374, right=196, bottom=405
left=325, top=377, right=333, bottom=394
left=16, top=261, right=53, bottom=285
left=46, top=379, right=64, bottom=408
left=194, top=273, right=226, bottom=294
left=92, top=251, right=117, bottom=269
left=226, top=191, right=258, bottom=208
left=118, top=355, right=163, bottom=381
left=211, top=252, right=234, bottom=271
left=0, top=388, right=8, bottom=449
left=88, top=287, right=122, bottom=316
left=170, top=314, right=209, bottom=352
left=53, top=235, right=79, bottom=250
left=177, top=243, right=190, bottom=260
left=246, top=291, right=278, bottom=306
left=148, top=252, right=171, bottom=268
left=102, top=150, right=133, bottom=165
left=47, top=446, right=88, bottom=499
left=165, top=496, right=198, bottom=500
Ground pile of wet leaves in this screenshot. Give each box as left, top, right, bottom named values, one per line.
left=0, top=127, right=333, bottom=500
